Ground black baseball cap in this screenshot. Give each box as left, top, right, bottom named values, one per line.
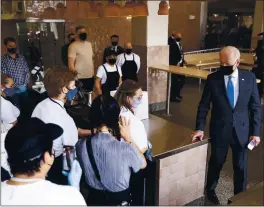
left=106, top=50, right=117, bottom=58
left=5, top=118, right=63, bottom=164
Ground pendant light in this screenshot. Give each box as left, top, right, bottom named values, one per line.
left=121, top=0, right=135, bottom=17
left=95, top=1, right=104, bottom=17
left=64, top=1, right=79, bottom=20
left=104, top=0, right=121, bottom=18
left=158, top=0, right=169, bottom=15
left=56, top=3, right=65, bottom=19
left=78, top=1, right=92, bottom=19
left=42, top=7, right=56, bottom=19
left=133, top=1, right=148, bottom=17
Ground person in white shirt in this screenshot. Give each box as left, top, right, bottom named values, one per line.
left=1, top=95, right=20, bottom=179
left=114, top=80, right=149, bottom=206
left=32, top=68, right=90, bottom=185
left=114, top=80, right=148, bottom=153
left=1, top=118, right=86, bottom=205
left=68, top=25, right=94, bottom=92
left=116, top=42, right=140, bottom=82
left=95, top=50, right=122, bottom=96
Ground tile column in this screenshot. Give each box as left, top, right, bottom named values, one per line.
left=251, top=0, right=264, bottom=48
left=131, top=1, right=169, bottom=111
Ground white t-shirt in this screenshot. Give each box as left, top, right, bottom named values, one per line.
left=68, top=41, right=94, bottom=79
left=1, top=122, right=13, bottom=174
left=1, top=97, right=20, bottom=124
left=120, top=107, right=148, bottom=150
left=1, top=179, right=86, bottom=205
left=32, top=98, right=78, bottom=157
left=96, top=63, right=122, bottom=84
left=116, top=53, right=141, bottom=73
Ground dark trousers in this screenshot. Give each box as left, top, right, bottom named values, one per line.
left=87, top=187, right=131, bottom=206
left=79, top=77, right=94, bottom=92
left=47, top=154, right=67, bottom=185
left=171, top=74, right=186, bottom=98
left=206, top=130, right=248, bottom=195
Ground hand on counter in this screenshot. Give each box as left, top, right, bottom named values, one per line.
left=191, top=130, right=204, bottom=142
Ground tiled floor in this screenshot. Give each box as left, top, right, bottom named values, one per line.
left=152, top=78, right=264, bottom=205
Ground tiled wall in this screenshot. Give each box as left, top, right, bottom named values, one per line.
left=65, top=17, right=131, bottom=71
left=158, top=144, right=208, bottom=206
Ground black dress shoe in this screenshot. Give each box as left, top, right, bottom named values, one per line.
left=206, top=190, right=220, bottom=205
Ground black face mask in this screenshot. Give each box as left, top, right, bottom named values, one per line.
left=79, top=33, right=87, bottom=41
left=220, top=65, right=234, bottom=75
left=112, top=41, right=118, bottom=46
left=70, top=39, right=75, bottom=43
left=125, top=49, right=132, bottom=55
left=175, top=38, right=182, bottom=42
left=7, top=48, right=17, bottom=54
left=108, top=58, right=116, bottom=65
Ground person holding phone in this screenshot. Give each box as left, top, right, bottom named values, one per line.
left=191, top=46, right=261, bottom=204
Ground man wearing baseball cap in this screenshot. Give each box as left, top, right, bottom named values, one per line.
left=1, top=118, right=86, bottom=205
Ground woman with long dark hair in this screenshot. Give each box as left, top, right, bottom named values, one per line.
left=76, top=95, right=146, bottom=206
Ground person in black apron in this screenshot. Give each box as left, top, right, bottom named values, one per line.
left=95, top=51, right=121, bottom=96
left=117, top=42, right=139, bottom=82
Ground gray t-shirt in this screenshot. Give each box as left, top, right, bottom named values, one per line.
left=76, top=132, right=144, bottom=192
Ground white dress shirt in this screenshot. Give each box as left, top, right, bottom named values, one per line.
left=96, top=63, right=122, bottom=84
left=176, top=41, right=183, bottom=64
left=120, top=107, right=148, bottom=150
left=224, top=68, right=239, bottom=107
left=32, top=98, right=78, bottom=157
left=1, top=97, right=20, bottom=124
left=116, top=53, right=141, bottom=73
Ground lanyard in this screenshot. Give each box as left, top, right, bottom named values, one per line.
left=48, top=97, right=64, bottom=109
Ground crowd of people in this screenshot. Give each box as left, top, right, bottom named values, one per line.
left=1, top=24, right=263, bottom=206
left=1, top=25, right=148, bottom=206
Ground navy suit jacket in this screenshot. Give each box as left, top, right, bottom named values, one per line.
left=168, top=37, right=184, bottom=66
left=196, top=69, right=262, bottom=147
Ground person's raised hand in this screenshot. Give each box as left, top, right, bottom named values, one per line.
left=119, top=116, right=131, bottom=143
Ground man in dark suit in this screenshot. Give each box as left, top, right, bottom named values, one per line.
left=191, top=46, right=262, bottom=204
left=168, top=31, right=186, bottom=102
left=102, top=34, right=124, bottom=64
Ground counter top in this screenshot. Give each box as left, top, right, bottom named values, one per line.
left=142, top=114, right=208, bottom=160
left=149, top=65, right=210, bottom=80
left=229, top=182, right=263, bottom=206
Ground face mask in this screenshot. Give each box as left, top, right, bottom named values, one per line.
left=7, top=48, right=17, bottom=54
left=125, top=49, right=132, bottom=55
left=175, top=38, right=181, bottom=42
left=131, top=97, right=143, bottom=108
left=66, top=88, right=78, bottom=101
left=220, top=65, right=234, bottom=75
left=79, top=33, right=87, bottom=41
left=70, top=39, right=75, bottom=43
left=4, top=87, right=18, bottom=97
left=108, top=58, right=116, bottom=65
left=112, top=41, right=118, bottom=46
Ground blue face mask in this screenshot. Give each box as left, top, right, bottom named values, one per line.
left=66, top=88, right=78, bottom=101
left=131, top=97, right=143, bottom=108
left=4, top=87, right=18, bottom=97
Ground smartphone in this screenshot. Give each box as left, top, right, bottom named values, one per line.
left=247, top=140, right=255, bottom=150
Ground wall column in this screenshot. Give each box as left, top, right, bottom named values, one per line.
left=251, top=0, right=264, bottom=48
left=132, top=1, right=169, bottom=111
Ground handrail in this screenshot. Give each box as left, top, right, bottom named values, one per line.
left=184, top=48, right=254, bottom=55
